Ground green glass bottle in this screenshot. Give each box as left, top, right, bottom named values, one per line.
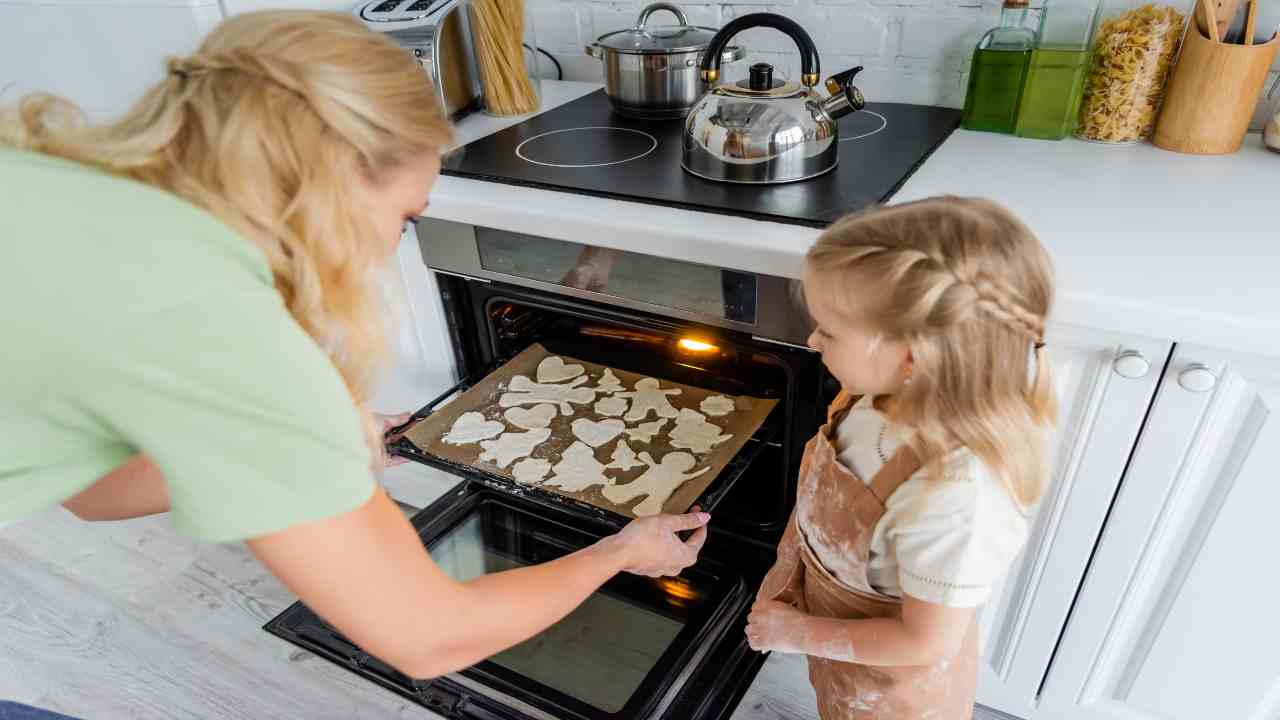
left=962, top=0, right=1035, bottom=134
left=1015, top=0, right=1099, bottom=139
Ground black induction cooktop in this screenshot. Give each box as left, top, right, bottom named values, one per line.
left=442, top=89, right=960, bottom=228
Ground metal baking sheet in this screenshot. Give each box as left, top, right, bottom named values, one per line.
left=402, top=343, right=777, bottom=519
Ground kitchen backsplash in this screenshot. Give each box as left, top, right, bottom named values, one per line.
left=529, top=0, right=1280, bottom=126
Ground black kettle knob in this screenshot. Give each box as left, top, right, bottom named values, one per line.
left=700, top=13, right=820, bottom=87
left=748, top=63, right=774, bottom=90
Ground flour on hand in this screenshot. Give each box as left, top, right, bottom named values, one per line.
left=602, top=451, right=709, bottom=516
left=478, top=428, right=552, bottom=468
left=616, top=378, right=681, bottom=422
left=443, top=412, right=505, bottom=445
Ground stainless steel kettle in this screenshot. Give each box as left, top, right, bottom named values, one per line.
left=681, top=13, right=866, bottom=184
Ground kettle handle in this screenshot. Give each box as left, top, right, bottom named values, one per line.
left=699, top=13, right=819, bottom=86
left=636, top=2, right=689, bottom=29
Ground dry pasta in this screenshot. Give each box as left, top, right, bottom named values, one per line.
left=470, top=0, right=539, bottom=115
left=1077, top=4, right=1187, bottom=143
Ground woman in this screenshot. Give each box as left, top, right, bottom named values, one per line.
left=0, top=8, right=709, bottom=694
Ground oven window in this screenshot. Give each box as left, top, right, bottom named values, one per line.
left=429, top=500, right=723, bottom=716
left=475, top=229, right=758, bottom=325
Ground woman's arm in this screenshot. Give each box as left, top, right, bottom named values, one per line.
left=746, top=595, right=973, bottom=667
left=63, top=454, right=170, bottom=521
left=248, top=488, right=709, bottom=679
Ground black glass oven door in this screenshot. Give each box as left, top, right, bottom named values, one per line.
left=264, top=485, right=754, bottom=720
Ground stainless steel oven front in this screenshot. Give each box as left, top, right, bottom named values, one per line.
left=265, top=219, right=835, bottom=720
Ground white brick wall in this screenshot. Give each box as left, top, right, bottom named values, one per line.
left=530, top=0, right=1279, bottom=126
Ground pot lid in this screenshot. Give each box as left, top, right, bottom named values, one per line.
left=595, top=3, right=720, bottom=54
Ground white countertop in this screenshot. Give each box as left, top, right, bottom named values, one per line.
left=429, top=81, right=1280, bottom=359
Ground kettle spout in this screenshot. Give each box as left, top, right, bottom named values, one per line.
left=821, top=83, right=865, bottom=120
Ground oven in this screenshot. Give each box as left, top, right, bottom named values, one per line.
left=265, top=219, right=837, bottom=720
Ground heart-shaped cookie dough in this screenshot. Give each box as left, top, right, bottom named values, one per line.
left=571, top=417, right=626, bottom=448
left=504, top=404, right=556, bottom=430
left=537, top=356, right=585, bottom=383
left=442, top=411, right=505, bottom=445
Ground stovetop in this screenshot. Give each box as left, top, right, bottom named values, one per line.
left=442, top=89, right=960, bottom=228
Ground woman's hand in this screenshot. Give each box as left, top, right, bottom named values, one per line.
left=604, top=510, right=711, bottom=577
left=746, top=599, right=809, bottom=654
left=375, top=412, right=412, bottom=468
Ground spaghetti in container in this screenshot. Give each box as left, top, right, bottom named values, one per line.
left=1075, top=0, right=1190, bottom=143
left=466, top=0, right=543, bottom=116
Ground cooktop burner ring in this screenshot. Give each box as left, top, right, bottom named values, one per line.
left=515, top=126, right=659, bottom=168
left=839, top=110, right=889, bottom=143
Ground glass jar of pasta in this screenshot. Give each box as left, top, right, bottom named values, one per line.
left=1075, top=0, right=1192, bottom=143
left=466, top=0, right=543, bottom=116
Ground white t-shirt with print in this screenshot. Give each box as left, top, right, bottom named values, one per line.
left=827, top=394, right=1030, bottom=608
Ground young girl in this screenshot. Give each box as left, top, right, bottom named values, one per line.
left=745, top=197, right=1057, bottom=719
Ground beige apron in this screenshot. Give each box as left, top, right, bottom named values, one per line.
left=757, top=392, right=979, bottom=720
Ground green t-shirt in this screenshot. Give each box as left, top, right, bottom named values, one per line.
left=0, top=147, right=374, bottom=541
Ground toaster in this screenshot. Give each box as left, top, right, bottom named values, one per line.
left=354, top=0, right=481, bottom=120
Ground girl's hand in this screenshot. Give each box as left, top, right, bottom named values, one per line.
left=376, top=412, right=413, bottom=468
left=746, top=599, right=809, bottom=654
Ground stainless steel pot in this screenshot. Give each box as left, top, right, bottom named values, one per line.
left=586, top=2, right=745, bottom=119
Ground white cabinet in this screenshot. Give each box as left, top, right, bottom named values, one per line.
left=1037, top=344, right=1280, bottom=720
left=974, top=327, right=1172, bottom=718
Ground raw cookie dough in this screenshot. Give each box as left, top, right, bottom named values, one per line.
left=594, top=396, right=628, bottom=417
left=536, top=356, right=585, bottom=383
left=571, top=418, right=626, bottom=448
left=602, top=451, right=709, bottom=517
left=512, top=457, right=552, bottom=484
left=592, top=368, right=624, bottom=394
left=544, top=441, right=614, bottom=492
left=500, top=375, right=596, bottom=416
left=478, top=428, right=552, bottom=469
left=670, top=408, right=734, bottom=454
left=699, top=395, right=736, bottom=417
left=625, top=418, right=670, bottom=444
left=616, top=378, right=682, bottom=422
left=504, top=404, right=557, bottom=430
left=443, top=411, right=505, bottom=445
left=605, top=439, right=645, bottom=472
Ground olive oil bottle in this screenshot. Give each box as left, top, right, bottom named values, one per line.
left=1015, top=0, right=1099, bottom=139
left=962, top=0, right=1035, bottom=134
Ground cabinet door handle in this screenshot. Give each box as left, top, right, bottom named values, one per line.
left=1177, top=363, right=1218, bottom=393
left=1112, top=350, right=1151, bottom=379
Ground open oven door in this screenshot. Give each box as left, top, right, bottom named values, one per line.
left=264, top=482, right=771, bottom=720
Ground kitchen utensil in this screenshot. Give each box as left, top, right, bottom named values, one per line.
left=353, top=0, right=481, bottom=120
left=1199, top=0, right=1223, bottom=41
left=682, top=13, right=866, bottom=184
left=1243, top=0, right=1258, bottom=42
left=586, top=2, right=746, bottom=119
left=1153, top=8, right=1279, bottom=153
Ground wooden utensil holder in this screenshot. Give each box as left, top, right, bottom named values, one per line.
left=1153, top=23, right=1279, bottom=154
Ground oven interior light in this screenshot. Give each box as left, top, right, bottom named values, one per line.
left=655, top=577, right=702, bottom=603
left=677, top=338, right=719, bottom=354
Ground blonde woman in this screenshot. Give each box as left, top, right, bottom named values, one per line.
left=745, top=198, right=1057, bottom=719
left=0, top=9, right=709, bottom=702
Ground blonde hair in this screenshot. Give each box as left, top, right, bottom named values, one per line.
left=806, top=197, right=1058, bottom=509
left=1, top=11, right=454, bottom=448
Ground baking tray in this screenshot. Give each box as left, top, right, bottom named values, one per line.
left=391, top=343, right=779, bottom=522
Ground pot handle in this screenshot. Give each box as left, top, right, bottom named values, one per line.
left=700, top=13, right=819, bottom=86
left=636, top=2, right=689, bottom=28
left=585, top=43, right=602, bottom=59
